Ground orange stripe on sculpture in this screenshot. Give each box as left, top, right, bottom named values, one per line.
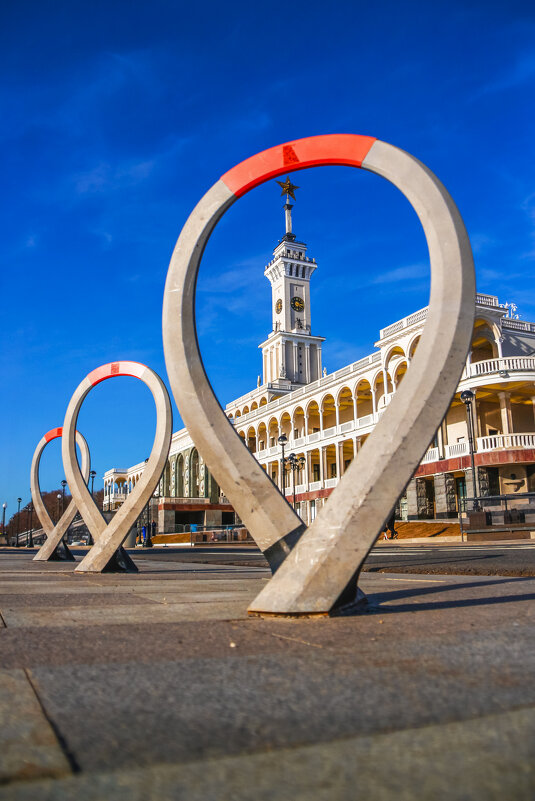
left=221, top=134, right=377, bottom=197
left=44, top=427, right=63, bottom=442
left=87, top=361, right=146, bottom=387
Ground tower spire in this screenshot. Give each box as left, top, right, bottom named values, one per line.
left=276, top=176, right=299, bottom=241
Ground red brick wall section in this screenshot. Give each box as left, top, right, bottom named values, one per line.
left=414, top=449, right=535, bottom=478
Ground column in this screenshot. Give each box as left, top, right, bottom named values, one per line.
left=305, top=450, right=311, bottom=489
left=499, top=391, right=512, bottom=435
left=532, top=397, right=535, bottom=428
left=317, top=345, right=322, bottom=377
left=293, top=342, right=299, bottom=382
left=319, top=446, right=325, bottom=484
left=335, top=399, right=340, bottom=429
left=305, top=343, right=311, bottom=383
left=497, top=336, right=504, bottom=358
left=353, top=392, right=358, bottom=425
left=371, top=389, right=377, bottom=416
left=280, top=339, right=286, bottom=378
left=434, top=473, right=457, bottom=519
left=473, top=391, right=483, bottom=437
left=436, top=423, right=445, bottom=460
left=406, top=478, right=419, bottom=520
left=337, top=442, right=344, bottom=477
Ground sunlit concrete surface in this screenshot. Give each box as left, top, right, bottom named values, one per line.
left=0, top=549, right=534, bottom=800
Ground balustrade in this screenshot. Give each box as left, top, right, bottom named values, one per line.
left=477, top=433, right=535, bottom=452
left=467, top=356, right=535, bottom=378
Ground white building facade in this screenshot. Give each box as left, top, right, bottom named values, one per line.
left=104, top=198, right=535, bottom=531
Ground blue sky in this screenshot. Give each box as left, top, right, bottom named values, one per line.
left=1, top=0, right=534, bottom=518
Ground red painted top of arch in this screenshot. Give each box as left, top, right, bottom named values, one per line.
left=44, top=427, right=63, bottom=442
left=221, top=134, right=376, bottom=197
left=88, top=361, right=147, bottom=388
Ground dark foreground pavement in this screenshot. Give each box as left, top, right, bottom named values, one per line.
left=0, top=549, right=534, bottom=800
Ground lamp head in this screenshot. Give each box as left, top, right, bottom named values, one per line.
left=278, top=434, right=287, bottom=445
left=460, top=389, right=474, bottom=405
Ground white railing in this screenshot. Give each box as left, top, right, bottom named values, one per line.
left=421, top=447, right=440, bottom=464
left=340, top=420, right=355, bottom=433
left=445, top=442, right=469, bottom=458
left=324, top=478, right=338, bottom=489
left=308, top=432, right=321, bottom=443
left=467, top=356, right=535, bottom=378
left=295, top=484, right=307, bottom=494
left=356, top=413, right=375, bottom=429
left=477, top=433, right=535, bottom=452
left=309, top=481, right=322, bottom=491
left=476, top=293, right=499, bottom=307
left=322, top=425, right=337, bottom=438
left=379, top=293, right=499, bottom=339
left=502, top=319, right=535, bottom=333
left=159, top=497, right=210, bottom=505
left=292, top=436, right=306, bottom=447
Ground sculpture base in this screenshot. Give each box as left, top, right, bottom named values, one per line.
left=248, top=587, right=368, bottom=618
left=101, top=546, right=139, bottom=573
left=34, top=540, right=75, bottom=562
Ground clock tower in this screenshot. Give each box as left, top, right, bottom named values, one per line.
left=259, top=178, right=325, bottom=387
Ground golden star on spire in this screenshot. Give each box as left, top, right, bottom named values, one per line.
left=276, top=176, right=299, bottom=201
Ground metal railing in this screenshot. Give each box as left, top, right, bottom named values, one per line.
left=459, top=492, right=535, bottom=541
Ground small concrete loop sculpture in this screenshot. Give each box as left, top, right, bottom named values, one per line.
left=62, top=361, right=172, bottom=574
left=31, top=427, right=90, bottom=562
left=163, top=134, right=476, bottom=615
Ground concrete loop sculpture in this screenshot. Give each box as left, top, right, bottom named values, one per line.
left=62, top=361, right=172, bottom=573
left=163, top=134, right=476, bottom=615
left=31, top=427, right=90, bottom=562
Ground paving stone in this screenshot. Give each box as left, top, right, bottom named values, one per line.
left=0, top=669, right=71, bottom=783
left=3, top=707, right=534, bottom=801
left=0, top=551, right=534, bottom=799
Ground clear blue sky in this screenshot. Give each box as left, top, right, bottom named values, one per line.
left=1, top=0, right=534, bottom=519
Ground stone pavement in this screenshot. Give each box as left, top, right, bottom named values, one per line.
left=0, top=548, right=534, bottom=800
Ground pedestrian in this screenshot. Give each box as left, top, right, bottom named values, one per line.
left=385, top=511, right=398, bottom=539
left=141, top=524, right=147, bottom=546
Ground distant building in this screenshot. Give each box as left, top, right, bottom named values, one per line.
left=104, top=193, right=535, bottom=530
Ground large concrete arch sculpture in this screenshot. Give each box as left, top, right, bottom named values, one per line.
left=162, top=134, right=476, bottom=615
left=62, top=361, right=172, bottom=573
left=31, top=427, right=90, bottom=562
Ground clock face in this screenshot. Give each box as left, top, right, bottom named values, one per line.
left=291, top=296, right=304, bottom=312
left=275, top=299, right=283, bottom=314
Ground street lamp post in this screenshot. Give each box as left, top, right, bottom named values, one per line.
left=2, top=503, right=6, bottom=545
left=144, top=501, right=153, bottom=547
left=61, top=480, right=67, bottom=514
left=27, top=499, right=33, bottom=548
left=88, top=470, right=96, bottom=546
left=278, top=434, right=287, bottom=494
left=460, top=389, right=479, bottom=509
left=16, top=497, right=22, bottom=547
left=56, top=493, right=62, bottom=524
left=284, top=453, right=305, bottom=510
